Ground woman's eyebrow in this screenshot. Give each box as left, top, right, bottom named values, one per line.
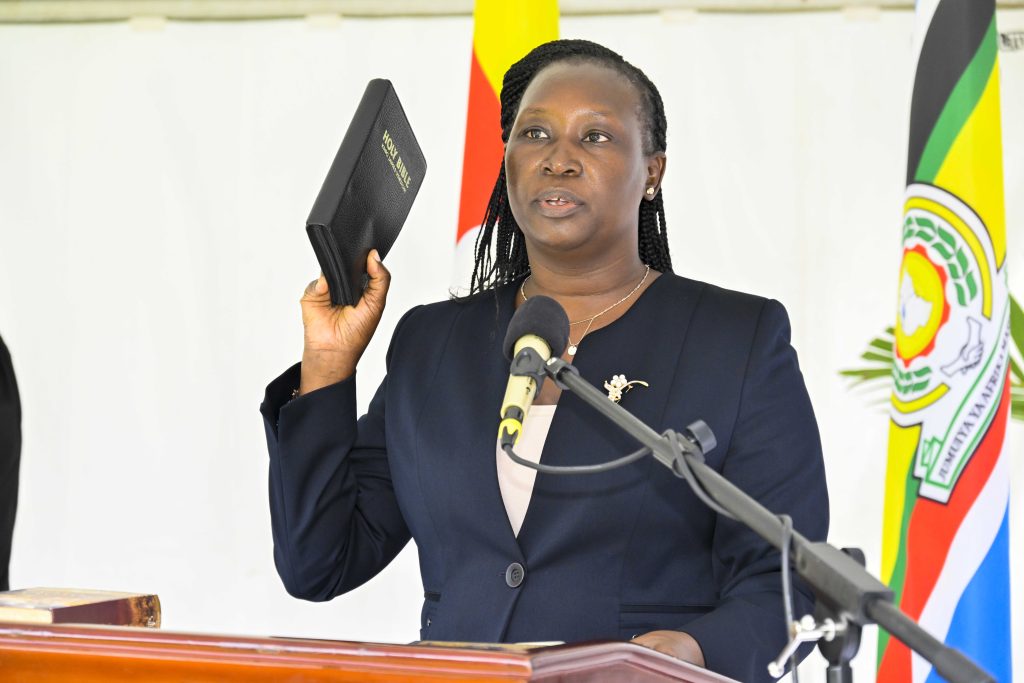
left=519, top=106, right=616, bottom=119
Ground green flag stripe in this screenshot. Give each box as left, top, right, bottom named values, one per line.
left=876, top=458, right=920, bottom=665
left=906, top=0, right=994, bottom=185
left=914, top=17, right=997, bottom=182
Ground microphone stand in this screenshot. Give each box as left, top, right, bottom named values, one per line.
left=521, top=353, right=993, bottom=683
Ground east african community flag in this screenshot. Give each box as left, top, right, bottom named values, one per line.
left=452, top=0, right=558, bottom=290
left=879, top=0, right=1011, bottom=681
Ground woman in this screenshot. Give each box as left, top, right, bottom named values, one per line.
left=262, top=39, right=828, bottom=682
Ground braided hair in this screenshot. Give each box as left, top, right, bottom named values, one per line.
left=469, top=39, right=672, bottom=295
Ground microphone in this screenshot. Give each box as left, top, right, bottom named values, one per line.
left=498, top=295, right=569, bottom=448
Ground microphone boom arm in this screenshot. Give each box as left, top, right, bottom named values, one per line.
left=530, top=356, right=993, bottom=683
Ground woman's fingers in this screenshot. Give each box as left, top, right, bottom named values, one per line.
left=300, top=252, right=391, bottom=359
left=631, top=631, right=705, bottom=667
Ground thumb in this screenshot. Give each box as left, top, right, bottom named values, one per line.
left=358, top=250, right=391, bottom=313
left=366, top=250, right=390, bottom=290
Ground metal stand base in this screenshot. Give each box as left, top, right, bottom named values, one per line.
left=816, top=548, right=865, bottom=683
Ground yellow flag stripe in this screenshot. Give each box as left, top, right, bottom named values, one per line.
left=933, top=62, right=1006, bottom=269
left=880, top=421, right=921, bottom=586
left=877, top=420, right=921, bottom=661
left=473, top=0, right=559, bottom=97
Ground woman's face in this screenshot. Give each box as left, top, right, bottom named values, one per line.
left=504, top=60, right=665, bottom=265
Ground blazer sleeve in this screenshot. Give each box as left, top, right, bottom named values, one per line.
left=260, top=313, right=415, bottom=602
left=680, top=299, right=830, bottom=682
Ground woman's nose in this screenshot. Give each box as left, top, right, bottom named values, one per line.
left=541, top=139, right=581, bottom=176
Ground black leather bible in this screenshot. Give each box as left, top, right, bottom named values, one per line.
left=306, top=79, right=426, bottom=307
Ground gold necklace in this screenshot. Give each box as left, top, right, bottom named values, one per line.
left=519, top=264, right=651, bottom=356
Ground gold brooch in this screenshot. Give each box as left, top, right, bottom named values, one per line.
left=604, top=374, right=649, bottom=403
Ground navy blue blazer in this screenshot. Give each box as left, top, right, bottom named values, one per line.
left=261, top=273, right=829, bottom=682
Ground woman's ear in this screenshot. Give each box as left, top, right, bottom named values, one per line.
left=644, top=152, right=667, bottom=200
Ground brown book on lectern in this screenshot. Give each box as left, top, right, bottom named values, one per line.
left=0, top=588, right=160, bottom=627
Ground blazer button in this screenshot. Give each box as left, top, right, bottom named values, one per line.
left=505, top=562, right=525, bottom=588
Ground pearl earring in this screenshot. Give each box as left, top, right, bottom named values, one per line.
left=645, top=187, right=655, bottom=197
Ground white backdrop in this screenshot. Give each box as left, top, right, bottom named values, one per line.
left=0, top=9, right=1021, bottom=681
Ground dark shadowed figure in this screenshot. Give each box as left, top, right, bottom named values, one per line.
left=0, top=334, right=20, bottom=592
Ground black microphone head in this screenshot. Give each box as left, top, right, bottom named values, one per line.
left=503, top=295, right=570, bottom=360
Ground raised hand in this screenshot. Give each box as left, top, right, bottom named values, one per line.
left=298, top=250, right=391, bottom=395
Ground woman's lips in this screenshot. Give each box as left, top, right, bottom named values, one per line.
left=535, top=190, right=584, bottom=217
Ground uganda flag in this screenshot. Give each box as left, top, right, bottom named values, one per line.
left=452, top=0, right=558, bottom=290
left=879, top=1, right=1011, bottom=681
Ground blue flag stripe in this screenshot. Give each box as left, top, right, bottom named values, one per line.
left=923, top=505, right=1012, bottom=683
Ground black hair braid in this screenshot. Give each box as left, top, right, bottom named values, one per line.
left=469, top=39, right=673, bottom=295
left=639, top=195, right=672, bottom=273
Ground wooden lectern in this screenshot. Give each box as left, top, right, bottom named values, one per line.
left=0, top=621, right=738, bottom=682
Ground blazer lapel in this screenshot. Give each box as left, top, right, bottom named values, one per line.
left=415, top=286, right=525, bottom=558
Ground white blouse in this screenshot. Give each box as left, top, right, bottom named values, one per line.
left=495, top=404, right=557, bottom=537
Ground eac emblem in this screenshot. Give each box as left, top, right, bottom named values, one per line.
left=891, top=184, right=1010, bottom=503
